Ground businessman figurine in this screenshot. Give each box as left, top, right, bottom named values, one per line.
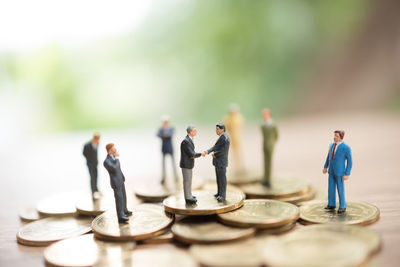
left=323, top=130, right=353, bottom=214
left=180, top=126, right=202, bottom=204
left=83, top=133, right=101, bottom=199
left=103, top=143, right=132, bottom=223
left=157, top=115, right=178, bottom=185
left=204, top=123, right=230, bottom=202
left=261, top=109, right=278, bottom=187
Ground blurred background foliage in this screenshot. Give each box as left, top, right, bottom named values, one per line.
left=1, top=0, right=398, bottom=131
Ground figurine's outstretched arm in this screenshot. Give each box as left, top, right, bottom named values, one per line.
left=182, top=142, right=201, bottom=159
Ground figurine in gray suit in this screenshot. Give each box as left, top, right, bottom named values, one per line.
left=103, top=143, right=132, bottom=223
left=204, top=123, right=230, bottom=202
left=83, top=133, right=101, bottom=199
left=180, top=126, right=202, bottom=204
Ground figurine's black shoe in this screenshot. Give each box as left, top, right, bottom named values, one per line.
left=118, top=216, right=129, bottom=223
left=125, top=210, right=133, bottom=216
left=216, top=196, right=225, bottom=202
left=185, top=198, right=197, bottom=204
left=192, top=195, right=197, bottom=200
left=337, top=208, right=346, bottom=214
left=214, top=193, right=219, bottom=198
left=324, top=205, right=336, bottom=210
left=262, top=181, right=271, bottom=187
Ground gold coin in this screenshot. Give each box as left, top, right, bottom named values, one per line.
left=75, top=195, right=114, bottom=216
left=218, top=199, right=299, bottom=229
left=277, top=187, right=316, bottom=205
left=134, top=176, right=204, bottom=202
left=256, top=222, right=297, bottom=237
left=163, top=189, right=245, bottom=215
left=190, top=239, right=265, bottom=267
left=37, top=192, right=83, bottom=217
left=295, top=224, right=381, bottom=255
left=44, top=233, right=135, bottom=267
left=19, top=207, right=42, bottom=222
left=228, top=171, right=262, bottom=185
left=16, top=217, right=92, bottom=246
left=263, top=231, right=369, bottom=267
left=172, top=216, right=255, bottom=244
left=240, top=178, right=311, bottom=199
left=92, top=204, right=173, bottom=241
left=299, top=201, right=380, bottom=226
left=141, top=229, right=174, bottom=244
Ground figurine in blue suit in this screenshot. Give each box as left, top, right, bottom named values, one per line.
left=323, top=130, right=352, bottom=214
left=157, top=115, right=178, bottom=185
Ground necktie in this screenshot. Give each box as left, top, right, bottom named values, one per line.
left=331, top=143, right=337, bottom=160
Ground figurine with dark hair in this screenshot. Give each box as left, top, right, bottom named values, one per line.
left=103, top=143, right=132, bottom=223
left=180, top=126, right=202, bottom=204
left=261, top=109, right=278, bottom=187
left=323, top=130, right=353, bottom=214
left=204, top=123, right=230, bottom=202
left=83, top=133, right=101, bottom=199
left=157, top=115, right=178, bottom=185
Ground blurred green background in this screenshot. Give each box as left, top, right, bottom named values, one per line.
left=0, top=0, right=399, bottom=132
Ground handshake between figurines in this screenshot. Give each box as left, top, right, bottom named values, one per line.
left=201, top=151, right=215, bottom=158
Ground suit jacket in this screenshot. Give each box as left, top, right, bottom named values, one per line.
left=157, top=126, right=174, bottom=154
left=180, top=135, right=201, bottom=169
left=103, top=154, right=126, bottom=189
left=207, top=133, right=230, bottom=168
left=324, top=142, right=352, bottom=177
left=83, top=141, right=98, bottom=166
left=262, top=123, right=278, bottom=152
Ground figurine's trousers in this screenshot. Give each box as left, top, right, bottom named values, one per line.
left=328, top=173, right=346, bottom=209
left=215, top=167, right=227, bottom=199
left=263, top=149, right=273, bottom=184
left=113, top=184, right=128, bottom=219
left=182, top=168, right=193, bottom=199
left=87, top=164, right=98, bottom=193
left=162, top=153, right=178, bottom=182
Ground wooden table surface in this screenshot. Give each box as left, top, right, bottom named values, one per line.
left=0, top=111, right=399, bottom=266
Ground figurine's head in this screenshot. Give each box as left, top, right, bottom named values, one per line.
left=262, top=108, right=271, bottom=122
left=106, top=143, right=116, bottom=155
left=229, top=103, right=239, bottom=114
left=92, top=133, right=101, bottom=145
left=186, top=126, right=197, bottom=137
left=334, top=130, right=345, bottom=142
left=161, top=115, right=170, bottom=127
left=216, top=123, right=225, bottom=135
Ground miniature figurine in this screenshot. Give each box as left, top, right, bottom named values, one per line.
left=157, top=115, right=178, bottom=185
left=104, top=143, right=132, bottom=223
left=83, top=133, right=101, bottom=199
left=180, top=126, right=202, bottom=204
left=203, top=123, right=230, bottom=202
left=223, top=103, right=245, bottom=174
left=261, top=109, right=278, bottom=187
left=323, top=130, right=352, bottom=214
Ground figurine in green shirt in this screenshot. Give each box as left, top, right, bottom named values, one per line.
left=261, top=109, right=278, bottom=187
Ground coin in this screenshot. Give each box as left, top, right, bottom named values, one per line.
left=299, top=201, right=380, bottom=226
left=172, top=216, right=255, bottom=244
left=37, top=192, right=83, bottom=217
left=294, top=224, right=381, bottom=255
left=134, top=176, right=204, bottom=202
left=277, top=187, right=316, bottom=205
left=218, top=199, right=299, bottom=229
left=44, top=233, right=136, bottom=267
left=190, top=239, right=265, bottom=267
left=240, top=178, right=311, bottom=199
left=16, top=217, right=92, bottom=246
left=263, top=231, right=369, bottom=267
left=141, top=229, right=174, bottom=244
left=92, top=204, right=173, bottom=241
left=228, top=171, right=262, bottom=185
left=19, top=207, right=42, bottom=222
left=163, top=189, right=245, bottom=215
left=256, top=222, right=297, bottom=237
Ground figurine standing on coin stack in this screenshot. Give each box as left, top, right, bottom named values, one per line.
left=103, top=143, right=132, bottom=223
left=83, top=133, right=101, bottom=199
left=157, top=115, right=178, bottom=185
left=223, top=103, right=245, bottom=175
left=204, top=123, right=230, bottom=202
left=323, top=130, right=352, bottom=214
left=180, top=126, right=202, bottom=204
left=261, top=109, right=278, bottom=187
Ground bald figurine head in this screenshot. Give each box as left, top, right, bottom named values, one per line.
left=262, top=108, right=271, bottom=122
left=92, top=133, right=101, bottom=145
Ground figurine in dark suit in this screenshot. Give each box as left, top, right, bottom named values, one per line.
left=323, top=130, right=353, bottom=214
left=83, top=133, right=101, bottom=199
left=103, top=143, right=132, bottom=223
left=261, top=109, right=278, bottom=187
left=204, top=123, right=230, bottom=202
left=180, top=126, right=202, bottom=204
left=157, top=116, right=178, bottom=184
